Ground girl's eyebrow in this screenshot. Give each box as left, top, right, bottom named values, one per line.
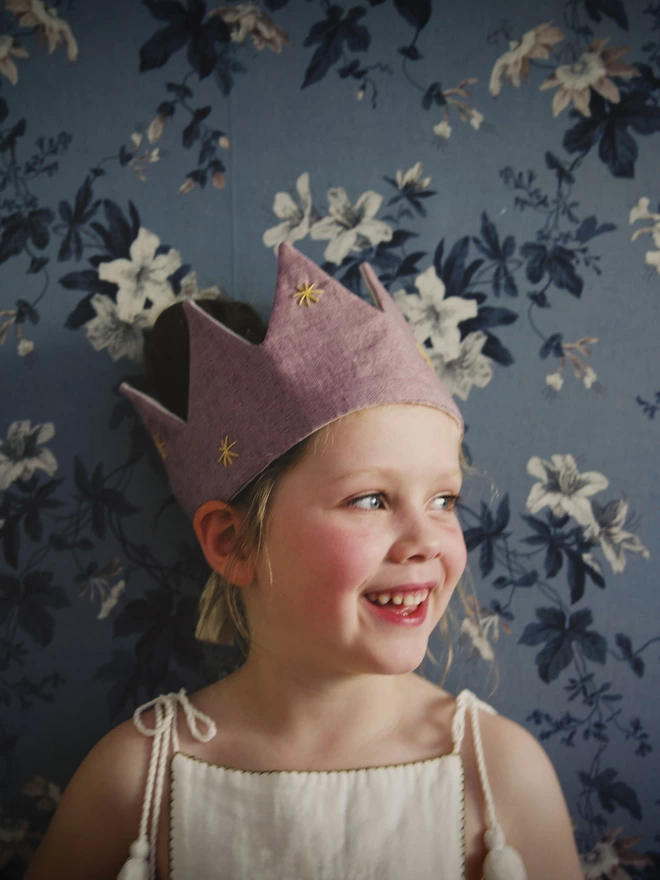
left=331, top=466, right=462, bottom=482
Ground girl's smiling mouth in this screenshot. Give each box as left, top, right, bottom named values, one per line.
left=360, top=583, right=436, bottom=627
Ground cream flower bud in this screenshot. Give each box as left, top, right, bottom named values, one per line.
left=147, top=114, right=166, bottom=143
left=18, top=338, right=35, bottom=356
left=179, top=177, right=196, bottom=195
left=212, top=171, right=226, bottom=190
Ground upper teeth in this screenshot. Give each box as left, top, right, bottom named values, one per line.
left=366, top=590, right=430, bottom=607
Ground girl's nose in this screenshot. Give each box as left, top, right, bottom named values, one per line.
left=387, top=509, right=444, bottom=564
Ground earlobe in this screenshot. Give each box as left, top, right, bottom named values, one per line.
left=193, top=500, right=255, bottom=587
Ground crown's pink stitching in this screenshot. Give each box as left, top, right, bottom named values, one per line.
left=218, top=436, right=238, bottom=468
left=293, top=282, right=323, bottom=306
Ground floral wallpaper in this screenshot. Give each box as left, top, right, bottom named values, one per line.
left=1, top=0, right=659, bottom=877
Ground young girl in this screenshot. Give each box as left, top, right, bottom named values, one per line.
left=26, top=243, right=582, bottom=880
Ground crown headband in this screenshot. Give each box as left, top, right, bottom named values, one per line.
left=120, top=242, right=463, bottom=519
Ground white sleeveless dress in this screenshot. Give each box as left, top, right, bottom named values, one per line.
left=117, top=689, right=527, bottom=880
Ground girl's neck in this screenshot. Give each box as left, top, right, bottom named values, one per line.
left=218, top=654, right=421, bottom=757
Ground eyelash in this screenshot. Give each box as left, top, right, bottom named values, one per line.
left=347, top=492, right=461, bottom=512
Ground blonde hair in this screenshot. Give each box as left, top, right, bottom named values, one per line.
left=196, top=417, right=482, bottom=682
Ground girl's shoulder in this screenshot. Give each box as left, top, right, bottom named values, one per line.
left=24, top=712, right=154, bottom=878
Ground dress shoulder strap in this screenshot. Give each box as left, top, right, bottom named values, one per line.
left=116, top=689, right=216, bottom=880
left=451, top=690, right=528, bottom=880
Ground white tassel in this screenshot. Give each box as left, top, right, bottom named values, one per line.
left=117, top=838, right=150, bottom=880
left=483, top=826, right=527, bottom=880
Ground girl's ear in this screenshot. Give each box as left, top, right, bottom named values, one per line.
left=193, top=500, right=255, bottom=587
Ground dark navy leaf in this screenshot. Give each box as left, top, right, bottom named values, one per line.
left=302, top=6, right=370, bottom=89
left=1, top=516, right=20, bottom=569
left=492, top=494, right=510, bottom=532
left=143, top=0, right=189, bottom=23
left=574, top=627, right=607, bottom=664
left=583, top=557, right=605, bottom=588
left=393, top=0, right=431, bottom=30
left=103, top=200, right=133, bottom=255
left=545, top=544, right=563, bottom=578
left=166, top=81, right=193, bottom=98
left=421, top=82, right=445, bottom=110
left=615, top=632, right=632, bottom=657
left=479, top=540, right=494, bottom=576
left=140, top=23, right=189, bottom=72
left=521, top=242, right=583, bottom=296
left=584, top=0, right=628, bottom=30
left=28, top=256, right=49, bottom=274
left=599, top=118, right=638, bottom=179
left=528, top=290, right=550, bottom=308
left=481, top=333, right=514, bottom=366
left=2, top=117, right=26, bottom=152
left=575, top=215, right=617, bottom=242
left=63, top=295, right=97, bottom=329
left=186, top=27, right=222, bottom=79
left=569, top=608, right=594, bottom=631
left=564, top=91, right=660, bottom=179
left=15, top=299, right=39, bottom=324
left=594, top=771, right=642, bottom=819
left=100, top=489, right=139, bottom=516
left=398, top=44, right=422, bottom=60
left=182, top=119, right=201, bottom=148
left=463, top=526, right=486, bottom=551
left=214, top=46, right=248, bottom=95
left=540, top=333, right=564, bottom=359
left=460, top=306, right=518, bottom=336
left=521, top=515, right=551, bottom=537
left=536, top=634, right=574, bottom=683
left=544, top=151, right=575, bottom=185
left=0, top=213, right=29, bottom=265
left=515, top=570, right=538, bottom=587
left=549, top=247, right=583, bottom=296
left=157, top=100, right=176, bottom=117
left=58, top=270, right=104, bottom=292
left=520, top=242, right=546, bottom=284
left=26, top=208, right=54, bottom=250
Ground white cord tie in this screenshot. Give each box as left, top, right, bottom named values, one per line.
left=117, top=690, right=217, bottom=880
left=452, top=691, right=528, bottom=880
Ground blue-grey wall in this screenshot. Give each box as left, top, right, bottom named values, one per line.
left=1, top=1, right=658, bottom=875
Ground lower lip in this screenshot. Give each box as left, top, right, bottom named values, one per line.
left=361, top=594, right=430, bottom=627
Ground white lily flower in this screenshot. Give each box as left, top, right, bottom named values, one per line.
left=310, top=187, right=392, bottom=265
left=0, top=420, right=57, bottom=490
left=98, top=227, right=181, bottom=322
left=263, top=173, right=313, bottom=251
left=526, top=454, right=608, bottom=526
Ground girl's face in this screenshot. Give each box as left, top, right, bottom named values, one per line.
left=246, top=404, right=467, bottom=678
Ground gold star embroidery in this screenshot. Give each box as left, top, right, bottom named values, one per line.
left=416, top=342, right=435, bottom=371
left=154, top=433, right=167, bottom=461
left=218, top=435, right=238, bottom=468
left=293, top=282, right=323, bottom=307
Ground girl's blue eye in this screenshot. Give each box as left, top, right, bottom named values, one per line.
left=432, top=494, right=461, bottom=512
left=348, top=493, right=384, bottom=511
left=347, top=493, right=461, bottom=511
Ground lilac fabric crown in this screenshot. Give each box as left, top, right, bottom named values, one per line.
left=120, top=242, right=463, bottom=519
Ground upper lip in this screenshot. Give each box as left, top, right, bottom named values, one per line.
left=363, top=582, right=436, bottom=595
